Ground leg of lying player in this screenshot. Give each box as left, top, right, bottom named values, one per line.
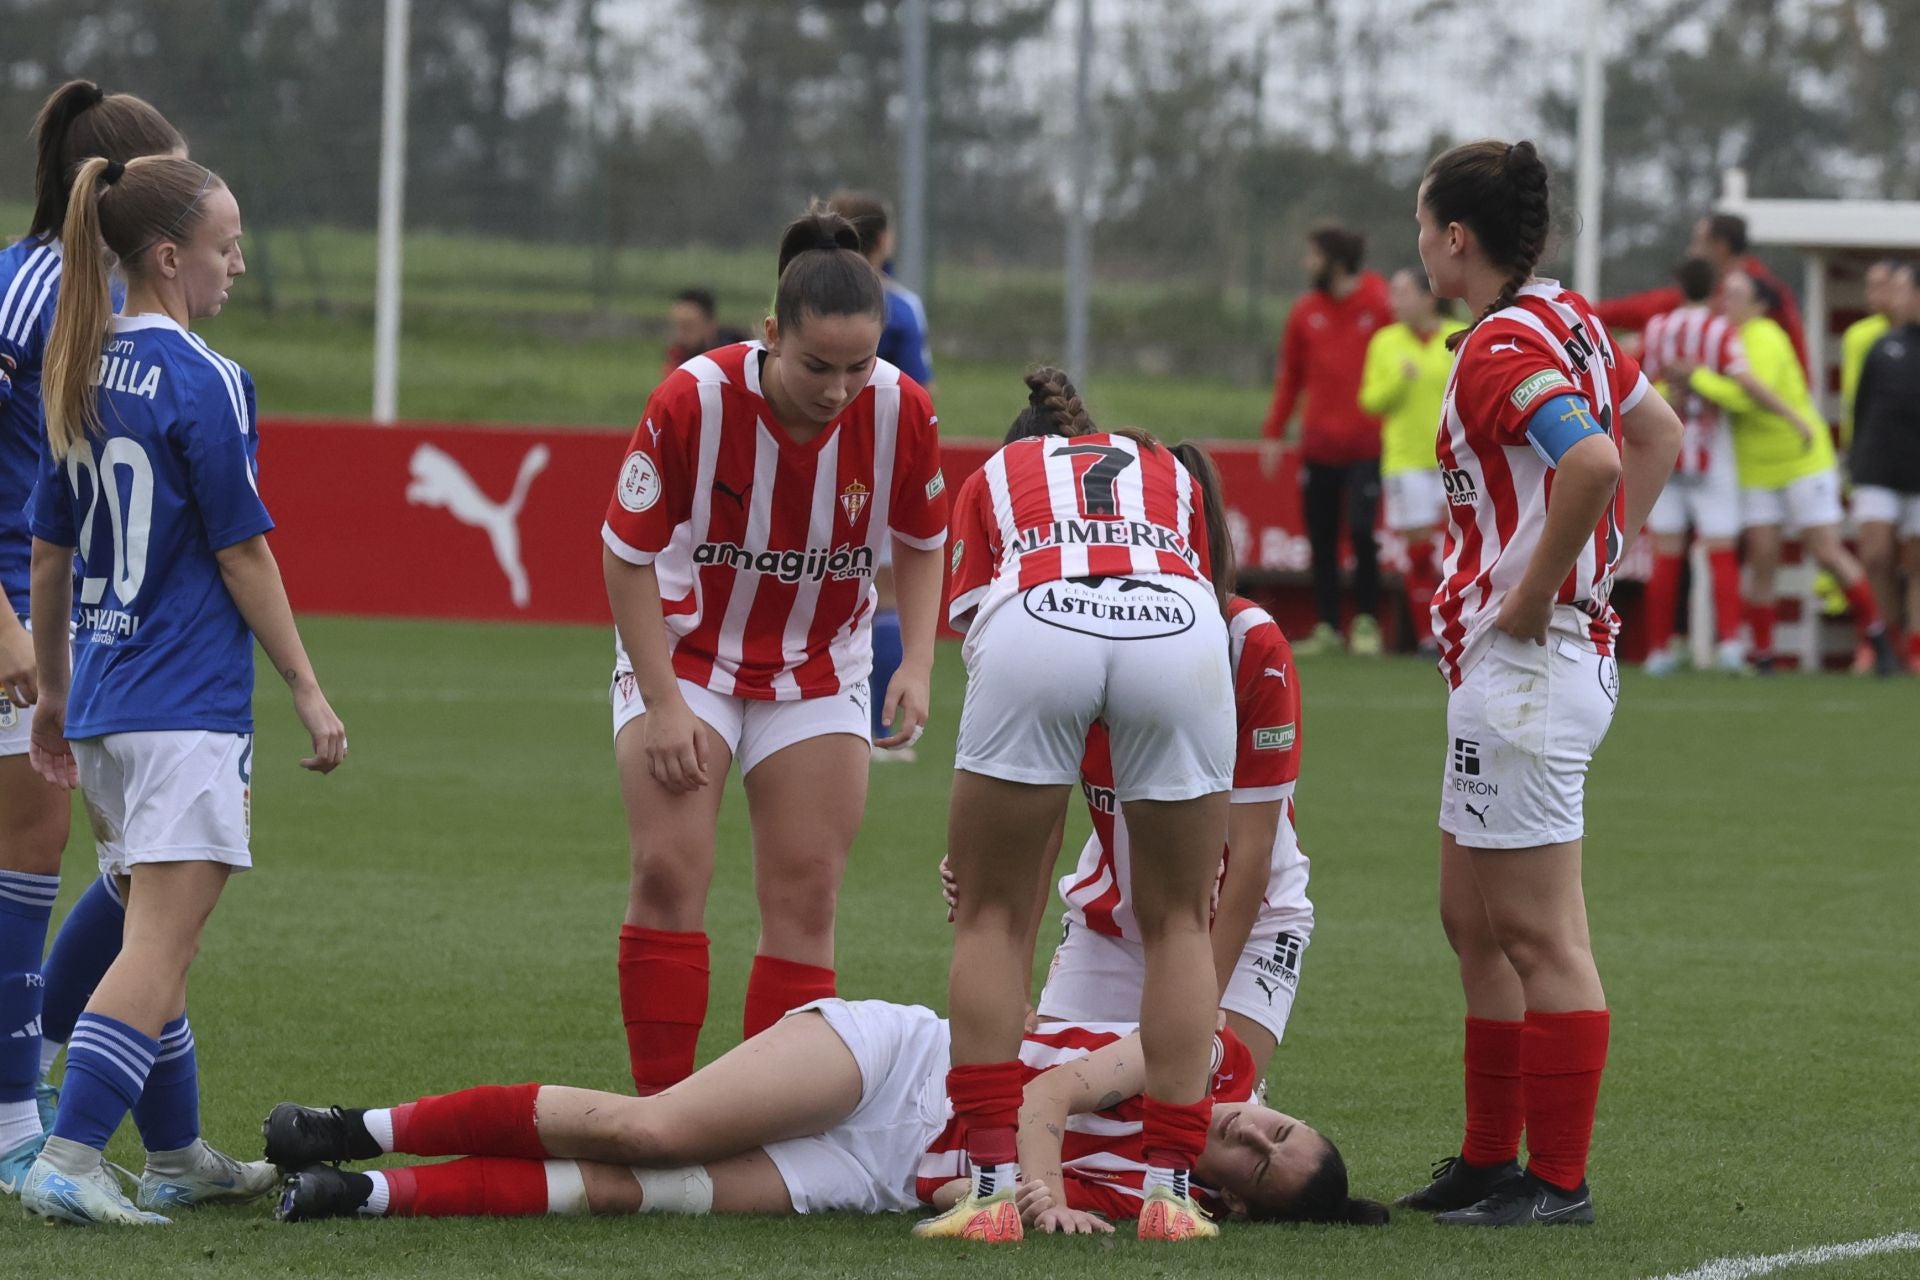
left=266, top=1006, right=867, bottom=1220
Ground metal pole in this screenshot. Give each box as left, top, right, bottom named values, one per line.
left=898, top=0, right=930, bottom=296
left=1065, top=0, right=1092, bottom=381
left=372, top=0, right=411, bottom=424
left=1244, top=27, right=1267, bottom=331
left=1574, top=0, right=1606, bottom=297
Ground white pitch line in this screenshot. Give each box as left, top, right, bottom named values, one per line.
left=1648, top=1231, right=1920, bottom=1280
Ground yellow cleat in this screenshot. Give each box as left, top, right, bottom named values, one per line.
left=1136, top=1185, right=1217, bottom=1241
left=912, top=1186, right=1023, bottom=1243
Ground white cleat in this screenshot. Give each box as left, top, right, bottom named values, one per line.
left=1643, top=647, right=1682, bottom=677
left=21, top=1154, right=171, bottom=1226
left=1714, top=638, right=1750, bottom=674
left=137, top=1139, right=280, bottom=1210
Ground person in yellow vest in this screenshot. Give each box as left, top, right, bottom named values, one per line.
left=1679, top=271, right=1897, bottom=675
left=1358, top=269, right=1465, bottom=654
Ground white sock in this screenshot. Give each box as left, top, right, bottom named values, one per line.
left=142, top=1139, right=206, bottom=1176
left=38, top=1039, right=61, bottom=1077
left=363, top=1108, right=396, bottom=1153
left=361, top=1170, right=390, bottom=1216
left=1143, top=1165, right=1190, bottom=1198
left=38, top=1134, right=101, bottom=1175
left=0, top=1100, right=40, bottom=1151
left=972, top=1161, right=1020, bottom=1199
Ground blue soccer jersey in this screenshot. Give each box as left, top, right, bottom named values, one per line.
left=879, top=279, right=934, bottom=387
left=0, top=237, right=65, bottom=615
left=29, top=314, right=274, bottom=737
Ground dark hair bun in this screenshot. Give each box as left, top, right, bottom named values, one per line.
left=1343, top=1197, right=1391, bottom=1226
left=777, top=210, right=862, bottom=278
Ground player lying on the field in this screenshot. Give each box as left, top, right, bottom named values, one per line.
left=265, top=998, right=1386, bottom=1231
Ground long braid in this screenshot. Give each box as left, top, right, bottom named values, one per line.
left=1023, top=366, right=1097, bottom=436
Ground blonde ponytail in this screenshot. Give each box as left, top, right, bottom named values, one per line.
left=43, top=156, right=115, bottom=457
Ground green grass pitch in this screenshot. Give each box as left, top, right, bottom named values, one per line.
left=4, top=618, right=1916, bottom=1277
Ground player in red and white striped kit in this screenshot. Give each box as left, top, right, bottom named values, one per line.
left=1401, top=141, right=1683, bottom=1227
left=601, top=209, right=948, bottom=1096
left=923, top=370, right=1235, bottom=1244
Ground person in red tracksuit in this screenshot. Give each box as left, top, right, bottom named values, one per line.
left=1259, top=225, right=1391, bottom=656
left=1594, top=213, right=1808, bottom=372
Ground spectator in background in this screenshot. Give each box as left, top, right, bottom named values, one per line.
left=1841, top=259, right=1900, bottom=444
left=1849, top=260, right=1920, bottom=672
left=829, top=190, right=936, bottom=759
left=1261, top=224, right=1392, bottom=656
left=1595, top=214, right=1808, bottom=372
left=662, top=287, right=749, bottom=378
left=1358, top=268, right=1464, bottom=655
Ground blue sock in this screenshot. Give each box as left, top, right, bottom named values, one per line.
left=39, top=874, right=126, bottom=1058
left=869, top=607, right=903, bottom=738
left=52, top=1012, right=156, bottom=1152
left=132, top=1014, right=198, bottom=1153
left=0, top=871, right=59, bottom=1106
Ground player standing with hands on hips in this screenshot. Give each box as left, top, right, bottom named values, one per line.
left=1398, top=140, right=1682, bottom=1227
left=602, top=208, right=947, bottom=1097
left=19, top=155, right=346, bottom=1225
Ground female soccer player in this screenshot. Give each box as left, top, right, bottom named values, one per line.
left=1397, top=140, right=1683, bottom=1227
left=265, top=998, right=1384, bottom=1230
left=0, top=80, right=184, bottom=1193
left=602, top=209, right=947, bottom=1096
left=924, top=369, right=1234, bottom=1243
left=1359, top=269, right=1466, bottom=654
left=17, top=155, right=346, bottom=1226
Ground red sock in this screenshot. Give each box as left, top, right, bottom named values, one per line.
left=1140, top=1095, right=1214, bottom=1172
left=1404, top=539, right=1439, bottom=644
left=1461, top=1016, right=1525, bottom=1167
left=1643, top=552, right=1682, bottom=654
left=948, top=1061, right=1024, bottom=1171
left=1708, top=549, right=1743, bottom=643
left=389, top=1083, right=545, bottom=1158
left=1521, top=1009, right=1610, bottom=1193
left=1907, top=632, right=1920, bottom=666
left=1746, top=601, right=1775, bottom=657
left=742, top=955, right=837, bottom=1040
left=619, top=925, right=709, bottom=1093
left=1842, top=579, right=1885, bottom=638
left=382, top=1157, right=550, bottom=1218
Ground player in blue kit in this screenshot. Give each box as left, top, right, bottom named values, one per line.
left=0, top=79, right=185, bottom=1199
left=16, top=153, right=347, bottom=1226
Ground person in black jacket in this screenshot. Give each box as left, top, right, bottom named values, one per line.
left=1851, top=260, right=1920, bottom=671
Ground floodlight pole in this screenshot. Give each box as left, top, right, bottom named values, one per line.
left=898, top=0, right=930, bottom=296
left=1065, top=0, right=1092, bottom=383
left=373, top=0, right=411, bottom=424
left=1574, top=0, right=1606, bottom=297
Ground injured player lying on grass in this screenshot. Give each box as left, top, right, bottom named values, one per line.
left=263, top=998, right=1386, bottom=1232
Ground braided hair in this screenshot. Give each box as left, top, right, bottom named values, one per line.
left=1420, top=139, right=1551, bottom=351
left=1004, top=365, right=1096, bottom=442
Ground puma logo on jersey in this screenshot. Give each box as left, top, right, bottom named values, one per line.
left=1489, top=340, right=1521, bottom=354
left=1262, top=666, right=1288, bottom=684
left=646, top=417, right=662, bottom=448
left=406, top=443, right=550, bottom=609
left=713, top=478, right=751, bottom=506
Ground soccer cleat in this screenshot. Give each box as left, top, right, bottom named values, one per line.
left=1136, top=1185, right=1218, bottom=1241
left=1433, top=1169, right=1594, bottom=1227
left=1868, top=631, right=1900, bottom=678
left=35, top=1077, right=59, bottom=1135
left=1395, top=1154, right=1523, bottom=1212
left=262, top=1102, right=383, bottom=1169
left=1714, top=638, right=1749, bottom=675
left=20, top=1155, right=171, bottom=1225
left=137, top=1139, right=280, bottom=1210
left=1, top=1133, right=47, bottom=1198
left=1643, top=646, right=1682, bottom=677
left=911, top=1185, right=1023, bottom=1242
left=275, top=1166, right=375, bottom=1223
left=1292, top=623, right=1342, bottom=658
left=1348, top=615, right=1383, bottom=658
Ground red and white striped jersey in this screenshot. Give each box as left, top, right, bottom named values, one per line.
left=602, top=343, right=948, bottom=700
left=1060, top=596, right=1312, bottom=941
left=916, top=1022, right=1257, bottom=1219
left=1432, top=281, right=1650, bottom=688
left=945, top=433, right=1209, bottom=640
left=1640, top=303, right=1745, bottom=476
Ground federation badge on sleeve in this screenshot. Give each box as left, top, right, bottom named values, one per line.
left=618, top=451, right=662, bottom=513
left=840, top=478, right=870, bottom=525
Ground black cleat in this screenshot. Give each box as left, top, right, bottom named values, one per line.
left=263, top=1103, right=383, bottom=1169
left=1754, top=654, right=1777, bottom=676
left=1433, top=1169, right=1594, bottom=1227
left=275, top=1166, right=375, bottom=1223
left=1395, top=1154, right=1523, bottom=1212
left=1870, top=631, right=1900, bottom=677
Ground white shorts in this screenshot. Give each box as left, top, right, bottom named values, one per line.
left=1647, top=464, right=1741, bottom=540
left=611, top=672, right=870, bottom=776
left=1852, top=486, right=1920, bottom=539
left=955, top=575, right=1234, bottom=802
left=1440, top=631, right=1619, bottom=849
left=1741, top=469, right=1843, bottom=534
left=762, top=999, right=950, bottom=1214
left=1383, top=468, right=1446, bottom=533
left=1037, top=912, right=1312, bottom=1049
left=1, top=614, right=71, bottom=758
left=74, top=731, right=254, bottom=875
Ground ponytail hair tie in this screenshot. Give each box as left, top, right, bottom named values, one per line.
left=100, top=160, right=126, bottom=186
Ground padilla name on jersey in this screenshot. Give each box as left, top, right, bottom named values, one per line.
left=916, top=1022, right=1257, bottom=1219
left=27, top=315, right=272, bottom=736
left=601, top=342, right=947, bottom=700
left=1060, top=596, right=1313, bottom=941
left=945, top=433, right=1210, bottom=645
left=1432, top=281, right=1650, bottom=687
left=1641, top=303, right=1744, bottom=477
left=0, top=238, right=65, bottom=614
